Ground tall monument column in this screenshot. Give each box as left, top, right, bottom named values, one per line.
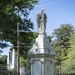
left=28, top=8, right=56, bottom=75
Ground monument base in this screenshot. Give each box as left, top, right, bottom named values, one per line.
left=28, top=34, right=56, bottom=75
left=30, top=57, right=54, bottom=75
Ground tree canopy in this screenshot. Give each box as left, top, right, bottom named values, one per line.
left=52, top=24, right=74, bottom=73
left=0, top=55, right=7, bottom=70
left=0, top=0, right=39, bottom=58
left=61, top=33, right=75, bottom=74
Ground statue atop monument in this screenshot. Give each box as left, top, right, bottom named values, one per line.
left=36, top=8, right=47, bottom=35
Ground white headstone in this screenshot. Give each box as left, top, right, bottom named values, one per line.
left=20, top=67, right=25, bottom=75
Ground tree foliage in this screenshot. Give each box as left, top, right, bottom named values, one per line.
left=52, top=24, right=74, bottom=67
left=0, top=55, right=7, bottom=70
left=0, top=0, right=39, bottom=58
left=61, top=33, right=75, bottom=74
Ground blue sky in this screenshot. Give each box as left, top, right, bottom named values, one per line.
left=2, top=0, right=75, bottom=55
left=29, top=0, right=75, bottom=35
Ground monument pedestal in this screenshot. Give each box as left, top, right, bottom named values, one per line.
left=28, top=34, right=56, bottom=75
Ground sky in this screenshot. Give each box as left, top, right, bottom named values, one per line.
left=29, top=0, right=75, bottom=35
left=2, top=0, right=75, bottom=55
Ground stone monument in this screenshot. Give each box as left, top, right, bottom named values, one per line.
left=28, top=8, right=56, bottom=75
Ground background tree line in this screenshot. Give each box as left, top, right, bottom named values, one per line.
left=51, top=24, right=75, bottom=74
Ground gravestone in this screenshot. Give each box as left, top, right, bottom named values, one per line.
left=28, top=8, right=56, bottom=75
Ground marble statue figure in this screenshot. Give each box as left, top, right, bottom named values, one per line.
left=36, top=8, right=47, bottom=34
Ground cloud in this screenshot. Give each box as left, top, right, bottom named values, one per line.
left=36, top=0, right=66, bottom=7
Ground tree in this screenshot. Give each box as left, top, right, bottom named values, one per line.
left=0, top=49, right=3, bottom=56
left=0, top=55, right=7, bottom=70
left=48, top=35, right=53, bottom=43
left=52, top=24, right=74, bottom=73
left=61, top=33, right=75, bottom=74
left=0, top=0, right=39, bottom=58
left=20, top=56, right=30, bottom=74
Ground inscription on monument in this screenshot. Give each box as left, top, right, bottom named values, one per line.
left=45, top=60, right=52, bottom=75
left=33, top=61, right=41, bottom=75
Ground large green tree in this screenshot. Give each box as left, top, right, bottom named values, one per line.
left=52, top=24, right=74, bottom=70
left=61, top=33, right=75, bottom=74
left=0, top=0, right=39, bottom=58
